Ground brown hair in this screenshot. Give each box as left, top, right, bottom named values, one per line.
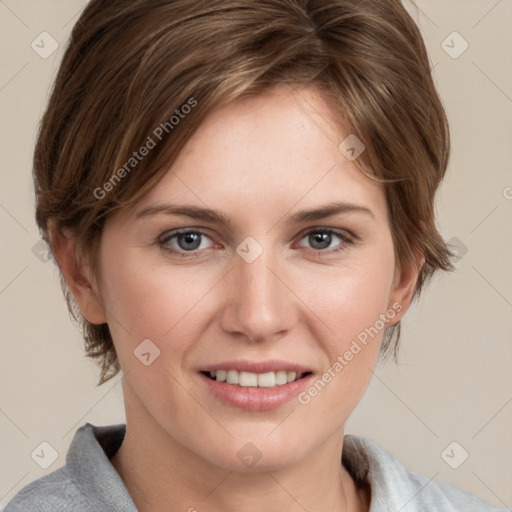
left=35, top=0, right=454, bottom=385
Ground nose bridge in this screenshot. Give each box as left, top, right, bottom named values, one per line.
left=221, top=244, right=293, bottom=342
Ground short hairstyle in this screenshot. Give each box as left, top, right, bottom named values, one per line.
left=35, top=0, right=454, bottom=385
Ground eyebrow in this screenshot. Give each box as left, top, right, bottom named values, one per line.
left=135, top=201, right=374, bottom=229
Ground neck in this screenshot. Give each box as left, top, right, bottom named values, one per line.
left=111, top=400, right=369, bottom=512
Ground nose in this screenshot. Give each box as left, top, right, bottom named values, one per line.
left=220, top=246, right=297, bottom=343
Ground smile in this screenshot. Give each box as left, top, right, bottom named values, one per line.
left=198, top=360, right=314, bottom=410
left=203, top=370, right=309, bottom=388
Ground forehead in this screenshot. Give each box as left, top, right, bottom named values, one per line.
left=121, top=84, right=388, bottom=227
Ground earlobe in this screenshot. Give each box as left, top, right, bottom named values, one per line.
left=49, top=222, right=108, bottom=325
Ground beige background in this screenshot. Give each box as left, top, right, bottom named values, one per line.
left=1, top=0, right=511, bottom=509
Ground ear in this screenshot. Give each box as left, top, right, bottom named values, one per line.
left=386, top=248, right=424, bottom=325
left=49, top=222, right=108, bottom=325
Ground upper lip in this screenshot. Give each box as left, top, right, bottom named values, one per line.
left=199, top=359, right=313, bottom=374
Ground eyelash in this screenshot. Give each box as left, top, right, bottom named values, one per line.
left=158, top=228, right=354, bottom=259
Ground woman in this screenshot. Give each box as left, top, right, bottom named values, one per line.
left=5, top=0, right=506, bottom=510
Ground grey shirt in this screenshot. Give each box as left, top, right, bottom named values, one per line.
left=4, top=422, right=507, bottom=511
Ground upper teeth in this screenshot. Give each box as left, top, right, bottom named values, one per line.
left=208, top=370, right=304, bottom=387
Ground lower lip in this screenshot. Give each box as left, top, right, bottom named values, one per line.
left=198, top=372, right=313, bottom=411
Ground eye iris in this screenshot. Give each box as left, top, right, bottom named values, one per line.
left=310, top=232, right=331, bottom=250
left=178, top=232, right=201, bottom=251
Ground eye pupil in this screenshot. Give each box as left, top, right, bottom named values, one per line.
left=178, top=232, right=201, bottom=250
left=310, top=232, right=331, bottom=250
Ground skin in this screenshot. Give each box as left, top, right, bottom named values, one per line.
left=52, top=83, right=420, bottom=512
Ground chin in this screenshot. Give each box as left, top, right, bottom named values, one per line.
left=196, top=435, right=310, bottom=474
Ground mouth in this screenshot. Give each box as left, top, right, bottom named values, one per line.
left=197, top=360, right=314, bottom=411
left=200, top=369, right=312, bottom=388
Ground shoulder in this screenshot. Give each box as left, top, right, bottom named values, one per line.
left=4, top=422, right=132, bottom=512
left=342, top=435, right=508, bottom=511
left=3, top=466, right=86, bottom=512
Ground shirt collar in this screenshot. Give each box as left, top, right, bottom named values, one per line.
left=66, top=422, right=137, bottom=511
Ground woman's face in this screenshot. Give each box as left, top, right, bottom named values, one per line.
left=87, top=84, right=416, bottom=471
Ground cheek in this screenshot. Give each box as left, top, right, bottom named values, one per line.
left=296, top=244, right=395, bottom=401
left=98, top=251, right=221, bottom=361
left=302, top=246, right=395, bottom=346
left=326, top=267, right=393, bottom=344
